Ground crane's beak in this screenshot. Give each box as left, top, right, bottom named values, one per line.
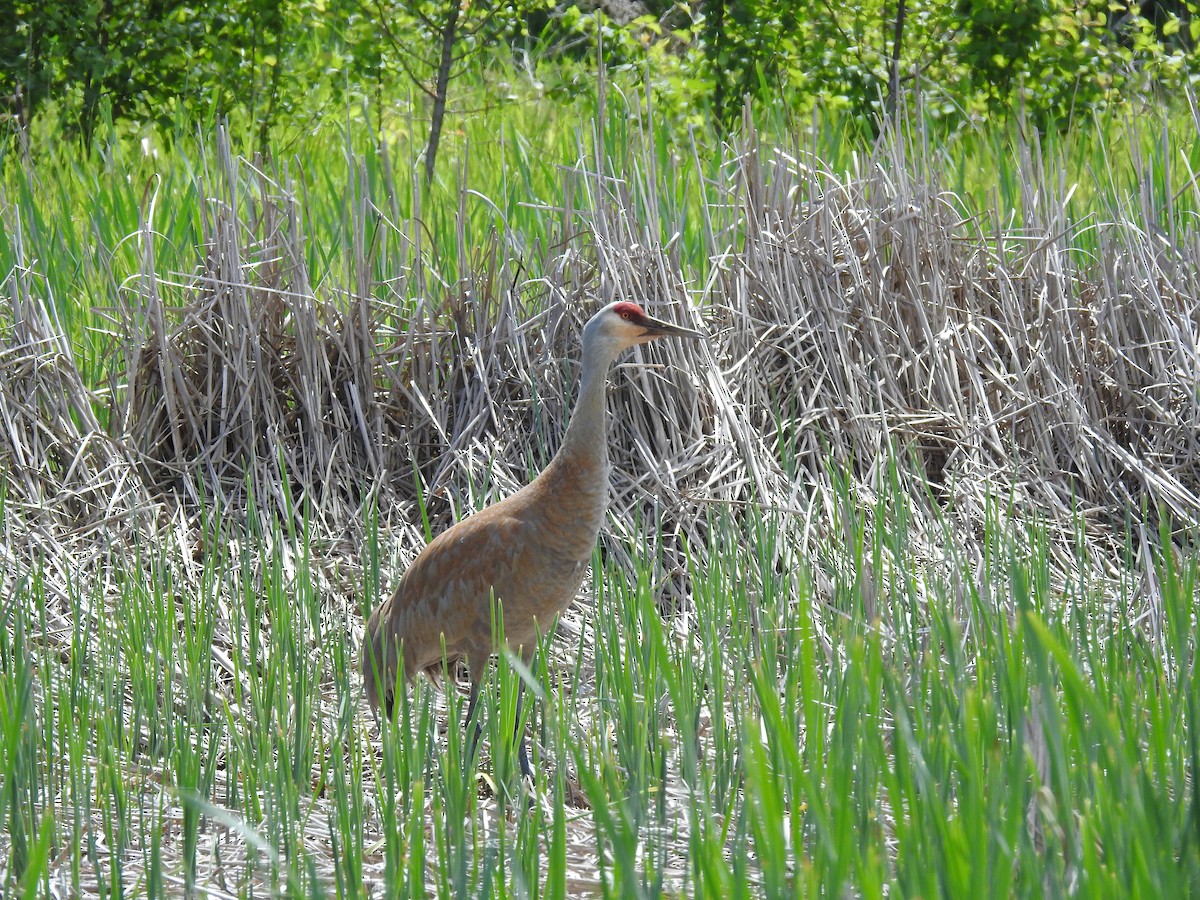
left=635, top=312, right=705, bottom=341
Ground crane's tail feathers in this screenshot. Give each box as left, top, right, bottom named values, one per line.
left=422, top=662, right=446, bottom=688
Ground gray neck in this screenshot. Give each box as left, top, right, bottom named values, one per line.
left=557, top=339, right=617, bottom=466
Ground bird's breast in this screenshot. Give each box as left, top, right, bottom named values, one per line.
left=539, top=502, right=604, bottom=562
left=505, top=551, right=592, bottom=629
left=528, top=458, right=608, bottom=560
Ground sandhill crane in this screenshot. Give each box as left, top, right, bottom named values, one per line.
left=362, top=300, right=703, bottom=780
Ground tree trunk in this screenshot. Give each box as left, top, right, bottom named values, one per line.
left=884, top=0, right=908, bottom=127
left=709, top=0, right=727, bottom=125
left=425, top=2, right=461, bottom=185
left=81, top=0, right=115, bottom=149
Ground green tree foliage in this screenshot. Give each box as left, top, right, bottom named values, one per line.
left=701, top=0, right=798, bottom=124
left=1, top=0, right=356, bottom=149
left=691, top=0, right=1199, bottom=130
left=2, top=0, right=1198, bottom=149
left=360, top=0, right=550, bottom=181
left=952, top=0, right=1191, bottom=124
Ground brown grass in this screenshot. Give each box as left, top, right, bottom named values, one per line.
left=3, top=107, right=1200, bottom=895
left=3, top=117, right=1198, bottom=617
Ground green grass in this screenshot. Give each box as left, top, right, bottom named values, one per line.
left=4, top=76, right=1200, bottom=395
left=1, top=475, right=1196, bottom=896
left=3, top=63, right=1200, bottom=896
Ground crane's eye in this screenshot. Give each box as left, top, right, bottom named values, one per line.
left=619, top=311, right=631, bottom=320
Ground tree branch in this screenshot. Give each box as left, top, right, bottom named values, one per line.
left=366, top=0, right=438, bottom=101
left=425, top=2, right=462, bottom=183
left=885, top=0, right=908, bottom=124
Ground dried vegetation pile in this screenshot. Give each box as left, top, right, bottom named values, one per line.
left=2, top=123, right=1198, bottom=617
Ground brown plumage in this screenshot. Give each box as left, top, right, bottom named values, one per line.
left=361, top=300, right=703, bottom=778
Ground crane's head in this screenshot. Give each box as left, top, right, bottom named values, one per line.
left=584, top=301, right=704, bottom=360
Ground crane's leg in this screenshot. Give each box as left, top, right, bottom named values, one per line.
left=514, top=651, right=536, bottom=784
left=464, top=673, right=484, bottom=770
left=459, top=654, right=535, bottom=786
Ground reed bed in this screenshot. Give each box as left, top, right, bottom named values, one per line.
left=0, top=95, right=1197, bottom=895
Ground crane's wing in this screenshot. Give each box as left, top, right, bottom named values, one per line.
left=381, top=505, right=530, bottom=675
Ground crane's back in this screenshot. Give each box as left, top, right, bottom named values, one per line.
left=361, top=450, right=607, bottom=714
